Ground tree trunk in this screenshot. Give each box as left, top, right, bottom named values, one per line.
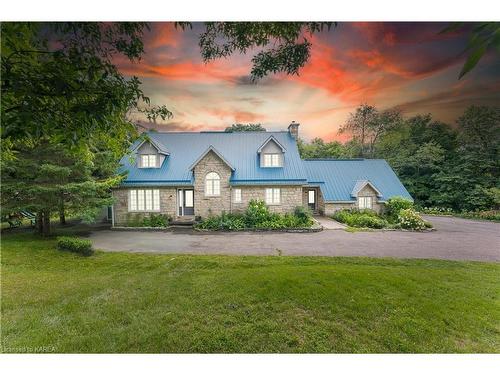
left=42, top=211, right=51, bottom=236
left=36, top=212, right=43, bottom=235
left=59, top=203, right=66, bottom=225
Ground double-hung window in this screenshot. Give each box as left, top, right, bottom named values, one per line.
left=233, top=188, right=242, bottom=203
left=263, top=153, right=280, bottom=167
left=141, top=154, right=157, bottom=168
left=129, top=189, right=160, bottom=212
left=265, top=188, right=280, bottom=205
left=358, top=196, right=372, bottom=209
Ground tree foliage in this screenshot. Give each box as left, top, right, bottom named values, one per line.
left=338, top=104, right=402, bottom=157
left=441, top=22, right=500, bottom=79
left=178, top=22, right=335, bottom=81
left=300, top=105, right=499, bottom=211
left=224, top=123, right=266, bottom=132
left=1, top=22, right=172, bottom=235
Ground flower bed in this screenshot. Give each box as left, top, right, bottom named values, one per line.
left=332, top=197, right=432, bottom=231
left=195, top=200, right=315, bottom=231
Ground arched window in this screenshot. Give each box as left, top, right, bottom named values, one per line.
left=205, top=172, right=220, bottom=196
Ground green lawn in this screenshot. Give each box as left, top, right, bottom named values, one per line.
left=1, top=232, right=499, bottom=353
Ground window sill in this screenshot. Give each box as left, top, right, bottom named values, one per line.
left=128, top=210, right=161, bottom=213
left=266, top=203, right=281, bottom=206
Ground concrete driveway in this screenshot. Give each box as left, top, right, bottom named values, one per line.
left=89, top=215, right=500, bottom=262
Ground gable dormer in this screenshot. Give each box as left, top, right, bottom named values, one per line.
left=133, top=138, right=169, bottom=169
left=257, top=136, right=286, bottom=168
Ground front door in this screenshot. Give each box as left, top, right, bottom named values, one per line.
left=178, top=189, right=194, bottom=216
left=307, top=189, right=316, bottom=212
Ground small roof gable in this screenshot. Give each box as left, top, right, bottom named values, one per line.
left=132, top=137, right=170, bottom=155
left=257, top=136, right=286, bottom=153
left=303, top=159, right=413, bottom=202
left=188, top=145, right=235, bottom=171
left=351, top=180, right=382, bottom=198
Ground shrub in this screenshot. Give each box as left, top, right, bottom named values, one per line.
left=332, top=209, right=386, bottom=229
left=350, top=214, right=387, bottom=229
left=458, top=210, right=500, bottom=221
left=386, top=197, right=414, bottom=217
left=57, top=236, right=93, bottom=256
left=397, top=208, right=431, bottom=230
left=419, top=206, right=454, bottom=215
left=196, top=202, right=313, bottom=231
left=142, top=214, right=170, bottom=227
left=244, top=200, right=272, bottom=226
left=196, top=212, right=245, bottom=231
left=294, top=206, right=312, bottom=221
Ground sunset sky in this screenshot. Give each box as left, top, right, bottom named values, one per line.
left=117, top=22, right=500, bottom=141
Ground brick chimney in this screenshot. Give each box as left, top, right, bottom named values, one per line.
left=288, top=121, right=299, bottom=139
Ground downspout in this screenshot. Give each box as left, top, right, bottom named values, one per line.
left=111, top=205, right=115, bottom=228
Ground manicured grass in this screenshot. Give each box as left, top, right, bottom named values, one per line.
left=1, top=232, right=499, bottom=353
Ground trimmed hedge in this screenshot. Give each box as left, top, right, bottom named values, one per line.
left=57, top=236, right=94, bottom=256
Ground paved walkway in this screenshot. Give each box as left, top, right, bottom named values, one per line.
left=314, top=216, right=346, bottom=230
left=89, top=215, right=500, bottom=262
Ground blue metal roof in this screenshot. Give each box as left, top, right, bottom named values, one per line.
left=303, top=159, right=413, bottom=202
left=120, top=131, right=308, bottom=185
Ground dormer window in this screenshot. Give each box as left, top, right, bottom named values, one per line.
left=263, top=153, right=280, bottom=167
left=140, top=154, right=157, bottom=168
left=258, top=136, right=286, bottom=168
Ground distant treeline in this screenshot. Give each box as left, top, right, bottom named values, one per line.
left=298, top=105, right=499, bottom=212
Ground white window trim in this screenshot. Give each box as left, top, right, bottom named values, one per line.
left=358, top=196, right=373, bottom=209
left=265, top=188, right=281, bottom=205
left=128, top=189, right=161, bottom=212
left=140, top=154, right=157, bottom=168
left=205, top=172, right=221, bottom=196
left=234, top=188, right=242, bottom=203
left=263, top=153, right=281, bottom=167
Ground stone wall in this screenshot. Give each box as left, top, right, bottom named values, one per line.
left=323, top=184, right=385, bottom=216
left=231, top=185, right=303, bottom=214
left=357, top=184, right=384, bottom=213
left=193, top=150, right=233, bottom=217
left=324, top=202, right=355, bottom=216
left=112, top=187, right=177, bottom=226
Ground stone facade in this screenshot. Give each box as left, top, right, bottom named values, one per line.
left=112, top=187, right=177, bottom=226
left=112, top=180, right=386, bottom=225
left=231, top=185, right=303, bottom=214
left=193, top=150, right=233, bottom=217
left=324, top=202, right=355, bottom=216
left=322, top=184, right=384, bottom=216
left=357, top=184, right=384, bottom=213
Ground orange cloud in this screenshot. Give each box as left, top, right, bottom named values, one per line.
left=205, top=108, right=262, bottom=123
left=120, top=59, right=248, bottom=84
left=145, top=23, right=179, bottom=49
left=291, top=40, right=361, bottom=100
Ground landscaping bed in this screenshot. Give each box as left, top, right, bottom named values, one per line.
left=118, top=213, right=172, bottom=229
left=333, top=197, right=433, bottom=231
left=195, top=200, right=316, bottom=232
